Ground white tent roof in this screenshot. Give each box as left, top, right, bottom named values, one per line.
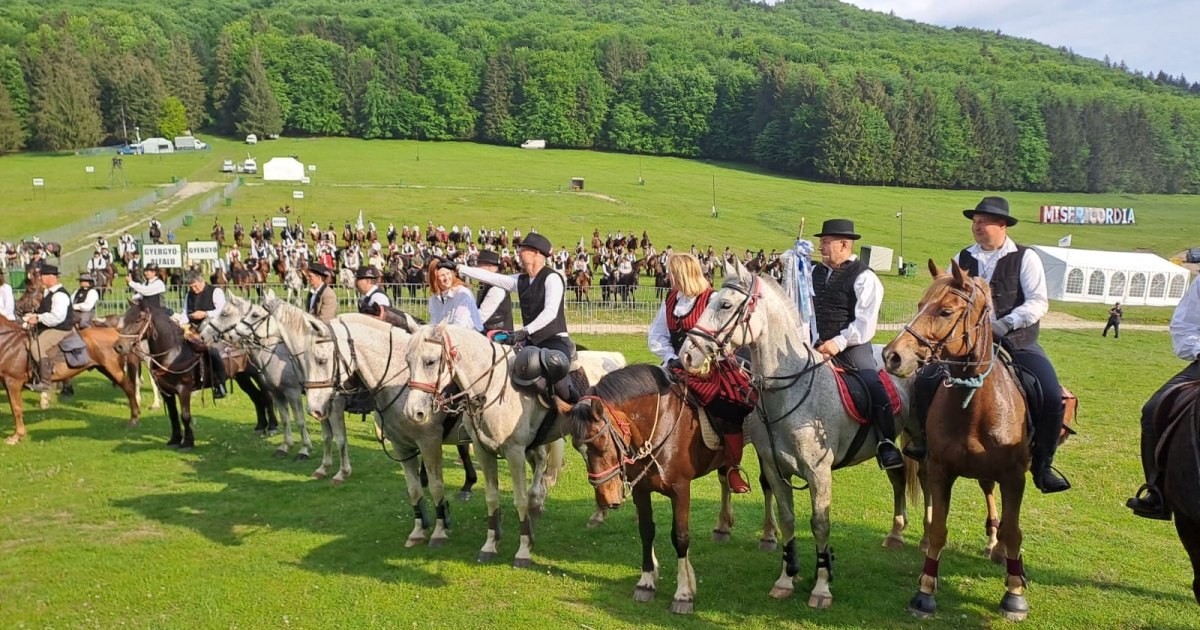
left=1032, top=245, right=1190, bottom=306
left=262, top=157, right=306, bottom=181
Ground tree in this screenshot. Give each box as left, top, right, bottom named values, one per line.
left=164, top=38, right=208, bottom=132
left=478, top=46, right=515, bottom=143
left=28, top=35, right=103, bottom=150
left=96, top=52, right=165, bottom=139
left=210, top=30, right=236, bottom=131
left=234, top=47, right=282, bottom=137
left=0, top=82, right=25, bottom=152
left=156, top=96, right=188, bottom=140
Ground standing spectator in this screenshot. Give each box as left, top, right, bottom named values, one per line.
left=0, top=269, right=14, bottom=321
left=1104, top=302, right=1123, bottom=338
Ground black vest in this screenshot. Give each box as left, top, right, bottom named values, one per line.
left=358, top=288, right=385, bottom=314
left=812, top=259, right=870, bottom=344
left=73, top=287, right=96, bottom=307
left=958, top=246, right=1039, bottom=349
left=186, top=284, right=217, bottom=316
left=476, top=284, right=514, bottom=332
left=37, top=286, right=75, bottom=332
left=516, top=267, right=568, bottom=344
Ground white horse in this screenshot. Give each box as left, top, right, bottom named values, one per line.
left=338, top=268, right=356, bottom=291
left=678, top=259, right=918, bottom=609
left=402, top=322, right=626, bottom=568
left=283, top=268, right=304, bottom=305
left=202, top=294, right=312, bottom=459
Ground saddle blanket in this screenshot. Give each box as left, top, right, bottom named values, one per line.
left=832, top=366, right=902, bottom=425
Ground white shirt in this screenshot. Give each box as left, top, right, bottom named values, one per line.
left=429, top=285, right=483, bottom=332
left=1171, top=274, right=1200, bottom=362
left=648, top=293, right=699, bottom=362
left=72, top=288, right=100, bottom=312
left=179, top=286, right=227, bottom=326
left=818, top=256, right=884, bottom=352
left=0, top=284, right=14, bottom=321
left=951, top=237, right=1049, bottom=330
left=35, top=284, right=71, bottom=327
left=129, top=277, right=167, bottom=300
left=362, top=287, right=391, bottom=310
left=458, top=265, right=566, bottom=337
left=477, top=285, right=508, bottom=325
left=87, top=257, right=107, bottom=271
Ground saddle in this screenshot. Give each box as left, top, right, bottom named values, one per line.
left=523, top=368, right=593, bottom=448
left=830, top=365, right=902, bottom=426
left=996, top=347, right=1079, bottom=446
left=1152, top=380, right=1200, bottom=469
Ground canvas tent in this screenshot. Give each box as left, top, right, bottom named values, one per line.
left=137, top=138, right=174, bottom=154
left=1032, top=246, right=1191, bottom=307
left=262, top=157, right=306, bottom=182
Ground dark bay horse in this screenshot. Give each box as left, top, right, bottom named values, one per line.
left=882, top=260, right=1033, bottom=622
left=1152, top=380, right=1200, bottom=603
left=556, top=365, right=775, bottom=614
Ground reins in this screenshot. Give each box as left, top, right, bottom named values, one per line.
left=578, top=390, right=683, bottom=499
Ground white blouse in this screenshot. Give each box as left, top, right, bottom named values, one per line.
left=429, top=285, right=483, bottom=332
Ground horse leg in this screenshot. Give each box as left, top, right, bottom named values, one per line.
left=997, top=474, right=1029, bottom=622
left=312, top=415, right=334, bottom=479
left=670, top=488, right=697, bottom=614
left=329, top=409, right=351, bottom=485
left=179, top=391, right=195, bottom=451
left=61, top=378, right=74, bottom=400
left=4, top=379, right=26, bottom=445
left=164, top=394, right=182, bottom=447
left=919, top=461, right=932, bottom=553
left=400, top=447, right=431, bottom=548
left=104, top=359, right=141, bottom=428
left=759, top=467, right=779, bottom=551
left=457, top=443, right=476, bottom=500
left=712, top=470, right=733, bottom=543
left=806, top=463, right=835, bottom=609
left=271, top=390, right=292, bottom=457
left=526, top=444, right=549, bottom=518
left=981, top=479, right=1004, bottom=562
left=421, top=439, right=452, bottom=548
left=507, top=444, right=534, bottom=568
left=883, top=465, right=909, bottom=549
left=909, top=465, right=955, bottom=619
left=477, top=447, right=502, bottom=563
left=147, top=365, right=162, bottom=411
left=290, top=387, right=311, bottom=460
left=632, top=486, right=659, bottom=603
left=759, top=464, right=798, bottom=599
left=1176, top=514, right=1200, bottom=604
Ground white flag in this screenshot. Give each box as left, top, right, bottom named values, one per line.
left=356, top=210, right=364, bottom=231
left=1058, top=234, right=1072, bottom=248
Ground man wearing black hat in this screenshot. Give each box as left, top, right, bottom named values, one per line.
left=306, top=262, right=338, bottom=322
left=127, top=263, right=166, bottom=309
left=812, top=219, right=903, bottom=471
left=457, top=232, right=578, bottom=403
left=473, top=250, right=513, bottom=333
left=908, top=197, right=1070, bottom=493
left=72, top=274, right=100, bottom=329
left=23, top=265, right=73, bottom=392
left=180, top=268, right=228, bottom=399
left=355, top=266, right=391, bottom=317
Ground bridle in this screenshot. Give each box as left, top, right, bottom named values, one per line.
left=686, top=275, right=763, bottom=358
left=575, top=392, right=680, bottom=498
left=894, top=278, right=997, bottom=406
left=407, top=328, right=512, bottom=417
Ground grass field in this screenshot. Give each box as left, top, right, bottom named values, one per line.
left=1, top=330, right=1197, bottom=629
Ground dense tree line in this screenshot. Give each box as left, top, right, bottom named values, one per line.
left=0, top=0, right=1198, bottom=194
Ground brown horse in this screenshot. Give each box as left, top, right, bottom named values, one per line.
left=556, top=365, right=775, bottom=614
left=571, top=269, right=591, bottom=302
left=0, top=315, right=141, bottom=444
left=1150, top=380, right=1200, bottom=603
left=882, top=260, right=1033, bottom=622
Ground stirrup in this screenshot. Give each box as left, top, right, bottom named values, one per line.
left=1126, top=484, right=1171, bottom=521
left=1033, top=463, right=1071, bottom=493
left=727, top=466, right=751, bottom=494
left=876, top=440, right=904, bottom=470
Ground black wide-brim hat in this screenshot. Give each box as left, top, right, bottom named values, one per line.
left=144, top=263, right=160, bottom=273
left=963, top=196, right=1018, bottom=226
left=519, top=233, right=553, bottom=257
left=40, top=264, right=60, bottom=276
left=307, top=262, right=333, bottom=277
left=476, top=250, right=501, bottom=267
left=355, top=266, right=380, bottom=281
left=814, top=219, right=861, bottom=240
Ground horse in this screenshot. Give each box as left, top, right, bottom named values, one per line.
left=211, top=224, right=225, bottom=248
left=402, top=322, right=626, bottom=567
left=283, top=268, right=304, bottom=305
left=404, top=266, right=425, bottom=298
left=280, top=310, right=482, bottom=547
left=202, top=296, right=312, bottom=460
left=0, top=314, right=141, bottom=444
left=572, top=270, right=591, bottom=303
left=87, top=313, right=163, bottom=413
left=1149, top=380, right=1200, bottom=603
left=555, top=365, right=775, bottom=614
left=678, top=259, right=920, bottom=609
left=617, top=260, right=644, bottom=303
left=880, top=259, right=1034, bottom=621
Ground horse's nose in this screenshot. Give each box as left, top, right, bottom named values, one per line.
left=607, top=502, right=621, bottom=510
left=413, top=410, right=426, bottom=424
left=883, top=350, right=901, bottom=372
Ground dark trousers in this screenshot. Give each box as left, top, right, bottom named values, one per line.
left=1139, top=360, right=1200, bottom=482
left=1103, top=320, right=1120, bottom=338
left=840, top=343, right=896, bottom=441
left=208, top=346, right=228, bottom=386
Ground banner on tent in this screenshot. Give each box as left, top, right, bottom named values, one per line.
left=1039, top=206, right=1135, bottom=225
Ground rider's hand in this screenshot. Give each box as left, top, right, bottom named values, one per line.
left=816, top=340, right=841, bottom=357
left=667, top=357, right=685, bottom=371
left=504, top=329, right=529, bottom=345
left=991, top=317, right=1012, bottom=340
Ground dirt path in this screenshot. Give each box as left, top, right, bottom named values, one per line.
left=63, top=182, right=221, bottom=258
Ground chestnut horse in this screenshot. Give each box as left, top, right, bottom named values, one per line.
left=556, top=365, right=775, bottom=614
left=0, top=315, right=141, bottom=444
left=882, top=260, right=1033, bottom=622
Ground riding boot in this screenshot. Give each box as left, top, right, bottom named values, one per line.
left=209, top=347, right=228, bottom=400
left=1031, top=409, right=1071, bottom=494
left=27, top=358, right=52, bottom=392
left=902, top=372, right=935, bottom=462
left=1127, top=423, right=1170, bottom=519
left=723, top=429, right=751, bottom=494
left=873, top=405, right=904, bottom=471
left=552, top=377, right=578, bottom=405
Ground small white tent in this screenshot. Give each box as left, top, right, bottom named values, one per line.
left=1033, top=246, right=1191, bottom=307
left=138, top=138, right=174, bottom=154
left=262, top=157, right=306, bottom=182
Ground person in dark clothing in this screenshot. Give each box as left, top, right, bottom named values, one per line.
left=1104, top=302, right=1123, bottom=338
left=472, top=250, right=513, bottom=334
left=181, top=269, right=227, bottom=399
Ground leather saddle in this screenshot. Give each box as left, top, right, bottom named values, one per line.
left=829, top=361, right=902, bottom=426
left=997, top=347, right=1078, bottom=445
left=1152, top=380, right=1200, bottom=467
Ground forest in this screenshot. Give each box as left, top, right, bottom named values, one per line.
left=0, top=0, right=1198, bottom=194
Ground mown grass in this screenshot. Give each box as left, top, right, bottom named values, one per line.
left=0, top=330, right=1197, bottom=629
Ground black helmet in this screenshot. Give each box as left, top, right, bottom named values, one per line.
left=540, top=348, right=570, bottom=384
left=513, top=346, right=542, bottom=387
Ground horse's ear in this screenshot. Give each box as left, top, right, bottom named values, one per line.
left=434, top=318, right=449, bottom=336
left=949, top=258, right=969, bottom=287
left=927, top=258, right=944, bottom=278
left=734, top=259, right=753, bottom=283
left=265, top=289, right=276, bottom=300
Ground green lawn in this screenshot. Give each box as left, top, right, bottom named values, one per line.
left=0, top=330, right=1196, bottom=629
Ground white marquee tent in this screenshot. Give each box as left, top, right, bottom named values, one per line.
left=262, top=157, right=306, bottom=182
left=1032, top=246, right=1191, bottom=307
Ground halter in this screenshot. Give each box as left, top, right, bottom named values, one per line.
left=895, top=278, right=997, bottom=407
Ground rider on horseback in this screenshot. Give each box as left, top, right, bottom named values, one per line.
left=812, top=219, right=904, bottom=471
left=906, top=197, right=1071, bottom=493
left=457, top=232, right=580, bottom=404
left=428, top=259, right=482, bottom=332
left=127, top=263, right=166, bottom=309
left=72, top=274, right=100, bottom=329
left=22, top=265, right=73, bottom=392
left=1127, top=274, right=1200, bottom=519
left=180, top=269, right=228, bottom=399
left=305, top=263, right=339, bottom=322
left=355, top=266, right=391, bottom=318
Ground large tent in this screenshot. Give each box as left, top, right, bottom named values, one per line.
left=262, top=157, right=306, bottom=181
left=1032, top=246, right=1191, bottom=307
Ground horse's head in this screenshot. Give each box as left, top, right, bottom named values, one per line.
left=679, top=258, right=764, bottom=377
left=290, top=315, right=339, bottom=420
left=203, top=295, right=251, bottom=345
left=115, top=303, right=152, bottom=355
left=882, top=259, right=993, bottom=378
left=560, top=395, right=631, bottom=511
left=403, top=321, right=457, bottom=425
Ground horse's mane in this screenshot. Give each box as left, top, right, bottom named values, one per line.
left=264, top=296, right=325, bottom=339
left=567, top=364, right=672, bottom=443
left=722, top=271, right=802, bottom=328
left=125, top=302, right=184, bottom=347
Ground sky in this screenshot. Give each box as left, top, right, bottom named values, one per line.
left=837, top=0, right=1200, bottom=83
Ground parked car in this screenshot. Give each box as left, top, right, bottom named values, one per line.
left=221, top=159, right=235, bottom=173
left=1187, top=248, right=1200, bottom=264
left=243, top=158, right=258, bottom=174
left=246, top=134, right=258, bottom=145
left=174, top=136, right=209, bottom=151
left=116, top=144, right=141, bottom=155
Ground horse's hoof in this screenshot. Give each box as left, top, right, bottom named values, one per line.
left=330, top=477, right=345, bottom=487
left=711, top=529, right=731, bottom=543
left=166, top=442, right=182, bottom=449
left=988, top=546, right=1008, bottom=565
left=126, top=420, right=139, bottom=428
left=586, top=513, right=607, bottom=528
left=768, top=586, right=794, bottom=600
left=883, top=535, right=905, bottom=549
left=670, top=599, right=694, bottom=614
left=405, top=536, right=426, bottom=549
left=528, top=503, right=545, bottom=518
left=908, top=591, right=937, bottom=619
left=267, top=429, right=278, bottom=437
left=178, top=445, right=194, bottom=453
left=999, top=592, right=1029, bottom=622
left=633, top=586, right=656, bottom=603
left=4, top=433, right=25, bottom=445
left=512, top=557, right=532, bottom=569
left=254, top=429, right=266, bottom=436
left=758, top=539, right=777, bottom=552
left=456, top=491, right=472, bottom=502
left=273, top=450, right=288, bottom=458
left=295, top=453, right=310, bottom=462
left=918, top=538, right=931, bottom=554
left=311, top=470, right=327, bottom=479
left=808, top=593, right=833, bottom=609
left=429, top=537, right=449, bottom=549
left=477, top=551, right=496, bottom=563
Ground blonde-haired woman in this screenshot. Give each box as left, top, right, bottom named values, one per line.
left=648, top=252, right=756, bottom=494
left=428, top=259, right=483, bottom=332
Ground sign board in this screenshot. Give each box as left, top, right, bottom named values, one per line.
left=271, top=217, right=289, bottom=229
left=32, top=178, right=44, bottom=187
left=292, top=190, right=304, bottom=199
left=1039, top=206, right=1135, bottom=226
left=85, top=166, right=95, bottom=174
left=301, top=177, right=310, bottom=184
left=308, top=164, right=316, bottom=172
left=186, top=241, right=219, bottom=261
left=143, top=244, right=183, bottom=268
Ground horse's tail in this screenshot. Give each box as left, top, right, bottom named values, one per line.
left=545, top=438, right=567, bottom=488
left=901, top=435, right=922, bottom=508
